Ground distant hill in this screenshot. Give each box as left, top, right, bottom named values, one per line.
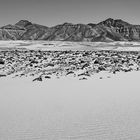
left=0, top=18, right=140, bottom=41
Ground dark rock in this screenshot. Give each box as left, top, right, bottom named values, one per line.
left=33, top=77, right=42, bottom=82
left=0, top=74, right=6, bottom=77
left=20, top=73, right=25, bottom=76
left=0, top=59, right=5, bottom=65
left=80, top=60, right=86, bottom=63
left=66, top=71, right=74, bottom=75
left=79, top=77, right=87, bottom=80
left=124, top=68, right=132, bottom=72
left=81, top=63, right=89, bottom=69
left=98, top=66, right=106, bottom=71
left=113, top=71, right=116, bottom=74
left=30, top=63, right=33, bottom=67
left=47, top=63, right=54, bottom=67
left=30, top=60, right=38, bottom=64
left=94, top=60, right=99, bottom=64
left=137, top=56, right=140, bottom=59
left=45, top=75, right=51, bottom=79
left=78, top=72, right=90, bottom=77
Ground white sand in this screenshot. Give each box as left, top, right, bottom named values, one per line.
left=0, top=40, right=140, bottom=51
left=0, top=71, right=140, bottom=140
left=1, top=40, right=140, bottom=139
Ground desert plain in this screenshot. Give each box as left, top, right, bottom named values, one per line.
left=1, top=41, right=140, bottom=140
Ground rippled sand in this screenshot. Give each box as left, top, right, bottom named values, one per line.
left=0, top=71, right=140, bottom=140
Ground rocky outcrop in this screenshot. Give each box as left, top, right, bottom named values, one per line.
left=0, top=22, right=26, bottom=40
left=20, top=23, right=48, bottom=40
left=98, top=18, right=140, bottom=41
left=15, top=20, right=32, bottom=28
left=0, top=18, right=140, bottom=41
left=0, top=20, right=48, bottom=40
left=39, top=23, right=95, bottom=41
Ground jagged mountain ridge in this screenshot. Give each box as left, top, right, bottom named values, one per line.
left=0, top=18, right=140, bottom=41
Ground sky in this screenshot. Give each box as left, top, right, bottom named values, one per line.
left=0, top=0, right=140, bottom=27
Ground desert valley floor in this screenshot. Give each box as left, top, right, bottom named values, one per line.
left=1, top=41, right=140, bottom=140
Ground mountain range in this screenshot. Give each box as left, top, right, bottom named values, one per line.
left=0, top=18, right=140, bottom=42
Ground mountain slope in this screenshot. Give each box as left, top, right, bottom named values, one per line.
left=0, top=18, right=140, bottom=41
left=97, top=18, right=140, bottom=41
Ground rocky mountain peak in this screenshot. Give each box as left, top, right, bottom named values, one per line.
left=99, top=18, right=131, bottom=27
left=87, top=23, right=96, bottom=28
left=15, top=20, right=32, bottom=28
left=62, top=22, right=73, bottom=26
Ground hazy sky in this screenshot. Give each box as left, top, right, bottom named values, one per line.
left=0, top=0, right=140, bottom=26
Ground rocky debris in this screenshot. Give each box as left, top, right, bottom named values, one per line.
left=78, top=72, right=91, bottom=77
left=1, top=49, right=140, bottom=81
left=0, top=59, right=5, bottom=65
left=81, top=63, right=90, bottom=70
left=33, top=76, right=42, bottom=82
left=79, top=77, right=87, bottom=80
left=45, top=75, right=51, bottom=79
left=47, top=63, right=54, bottom=67
left=0, top=18, right=140, bottom=41
left=0, top=74, right=6, bottom=77
left=66, top=71, right=75, bottom=75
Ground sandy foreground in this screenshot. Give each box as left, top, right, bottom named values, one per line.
left=1, top=72, right=140, bottom=140
left=1, top=41, right=140, bottom=140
